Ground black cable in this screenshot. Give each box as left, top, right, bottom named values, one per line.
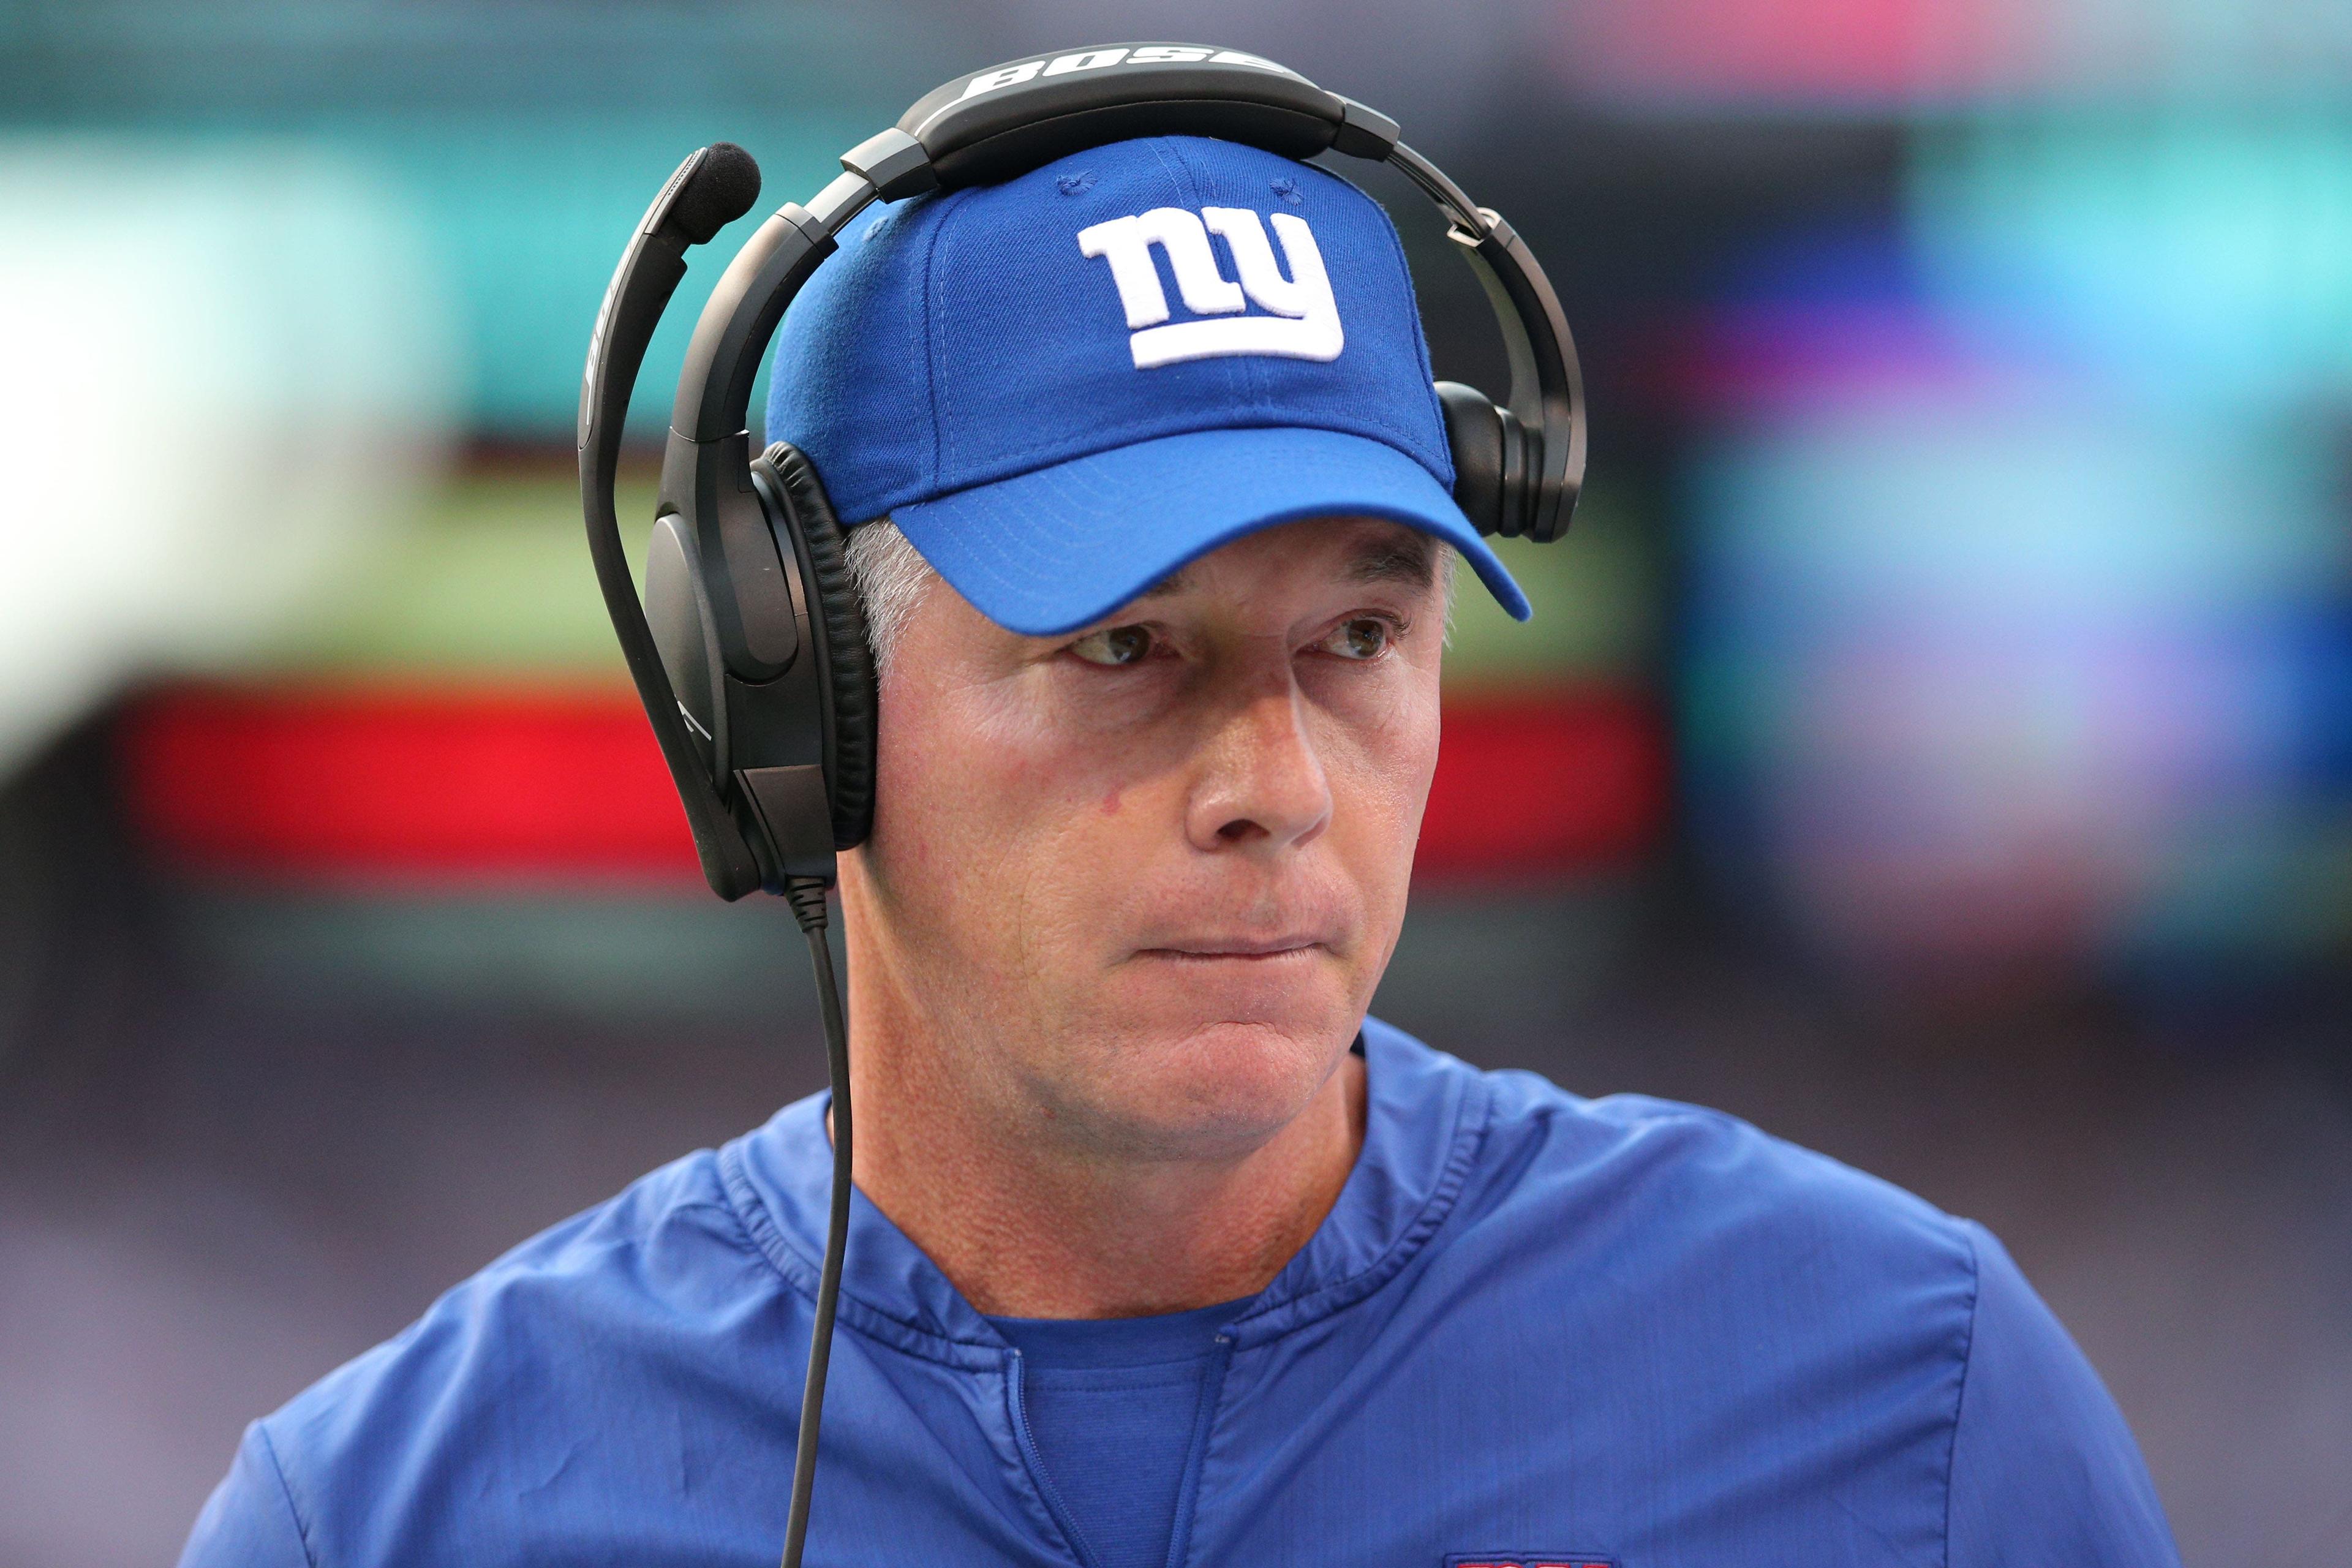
left=780, top=876, right=851, bottom=1568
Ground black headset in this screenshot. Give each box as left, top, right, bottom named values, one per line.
left=578, top=43, right=1585, bottom=1568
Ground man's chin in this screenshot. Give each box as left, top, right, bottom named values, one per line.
left=1056, top=1001, right=1361, bottom=1159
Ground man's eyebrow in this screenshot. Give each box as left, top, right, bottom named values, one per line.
left=1343, top=533, right=1439, bottom=589
left=1136, top=565, right=1193, bottom=601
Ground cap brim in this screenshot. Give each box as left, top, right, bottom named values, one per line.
left=888, top=426, right=1531, bottom=637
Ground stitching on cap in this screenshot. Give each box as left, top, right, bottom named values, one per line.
left=918, top=187, right=971, bottom=492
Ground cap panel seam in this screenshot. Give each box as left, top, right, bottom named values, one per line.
left=918, top=186, right=971, bottom=497
left=1372, top=178, right=1453, bottom=484
left=1147, top=136, right=1254, bottom=415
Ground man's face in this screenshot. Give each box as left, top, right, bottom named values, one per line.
left=841, top=516, right=1446, bottom=1161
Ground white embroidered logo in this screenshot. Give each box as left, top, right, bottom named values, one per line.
left=1076, top=207, right=1344, bottom=369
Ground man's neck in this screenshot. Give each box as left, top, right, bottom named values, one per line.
left=837, top=966, right=1367, bottom=1321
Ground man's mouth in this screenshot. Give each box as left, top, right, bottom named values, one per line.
left=1137, top=936, right=1327, bottom=962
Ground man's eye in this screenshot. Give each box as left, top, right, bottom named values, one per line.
left=1319, top=617, right=1395, bottom=661
left=1069, top=625, right=1156, bottom=666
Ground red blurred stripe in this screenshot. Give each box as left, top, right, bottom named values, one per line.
left=1421, top=688, right=1667, bottom=880
left=122, top=685, right=697, bottom=883
left=121, top=683, right=1664, bottom=886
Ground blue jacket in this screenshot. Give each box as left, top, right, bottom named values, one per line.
left=182, top=1020, right=2179, bottom=1566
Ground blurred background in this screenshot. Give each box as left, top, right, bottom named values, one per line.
left=2, top=1, right=2348, bottom=1562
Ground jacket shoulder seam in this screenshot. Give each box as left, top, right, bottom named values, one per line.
left=1942, top=1219, right=1986, bottom=1568
left=717, top=1140, right=816, bottom=1298
left=254, top=1420, right=325, bottom=1568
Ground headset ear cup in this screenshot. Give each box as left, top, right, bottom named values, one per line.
left=1434, top=380, right=1506, bottom=537
left=763, top=443, right=876, bottom=851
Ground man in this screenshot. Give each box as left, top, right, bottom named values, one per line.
left=182, top=134, right=2179, bottom=1567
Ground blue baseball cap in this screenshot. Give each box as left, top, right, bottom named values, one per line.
left=764, top=134, right=1529, bottom=636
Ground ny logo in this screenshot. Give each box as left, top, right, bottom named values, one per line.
left=1076, top=206, right=1344, bottom=369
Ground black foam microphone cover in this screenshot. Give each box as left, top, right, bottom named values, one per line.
left=673, top=142, right=761, bottom=244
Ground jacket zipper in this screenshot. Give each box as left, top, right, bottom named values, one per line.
left=1161, top=1333, right=1236, bottom=1568
left=1007, top=1348, right=1096, bottom=1567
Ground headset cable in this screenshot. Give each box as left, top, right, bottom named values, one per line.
left=780, top=876, right=851, bottom=1568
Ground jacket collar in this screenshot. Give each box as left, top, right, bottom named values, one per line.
left=720, top=1017, right=1491, bottom=1365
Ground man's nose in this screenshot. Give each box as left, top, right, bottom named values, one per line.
left=1185, top=678, right=1333, bottom=854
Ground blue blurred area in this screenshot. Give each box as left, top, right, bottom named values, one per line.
left=1679, top=102, right=2352, bottom=995
left=1913, top=112, right=2352, bottom=411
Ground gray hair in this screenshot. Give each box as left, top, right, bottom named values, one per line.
left=842, top=516, right=1461, bottom=674
left=843, top=518, right=936, bottom=679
